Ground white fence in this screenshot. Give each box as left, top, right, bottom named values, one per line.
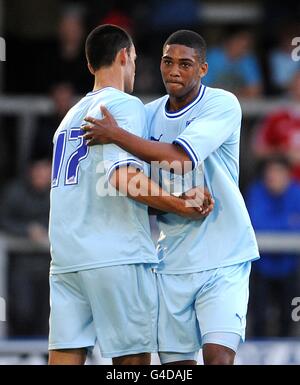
left=0, top=95, right=298, bottom=174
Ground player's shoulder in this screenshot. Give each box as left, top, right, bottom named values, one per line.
left=109, top=89, right=145, bottom=115
left=204, top=86, right=241, bottom=111
left=123, top=93, right=145, bottom=110
left=145, top=95, right=169, bottom=114
left=91, top=87, right=143, bottom=107
left=87, top=87, right=146, bottom=119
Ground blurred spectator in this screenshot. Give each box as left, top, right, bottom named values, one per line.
left=134, top=55, right=162, bottom=94
left=99, top=0, right=135, bottom=35
left=0, top=159, right=51, bottom=337
left=31, top=83, right=76, bottom=160
left=150, top=0, right=199, bottom=30
left=131, top=0, right=200, bottom=94
left=204, top=29, right=263, bottom=98
left=0, top=116, right=17, bottom=186
left=253, top=71, right=300, bottom=181
left=269, top=25, right=300, bottom=94
left=45, top=6, right=92, bottom=94
left=246, top=156, right=300, bottom=337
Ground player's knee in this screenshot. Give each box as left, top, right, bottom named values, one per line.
left=204, top=354, right=234, bottom=365
left=203, top=344, right=235, bottom=365
left=48, top=348, right=87, bottom=365
left=112, top=353, right=151, bottom=365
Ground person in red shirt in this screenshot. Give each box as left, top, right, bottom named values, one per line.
left=254, top=71, right=300, bottom=180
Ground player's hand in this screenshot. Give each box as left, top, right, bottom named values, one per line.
left=28, top=223, right=49, bottom=245
left=181, top=187, right=214, bottom=217
left=201, top=189, right=215, bottom=216
left=82, top=105, right=119, bottom=145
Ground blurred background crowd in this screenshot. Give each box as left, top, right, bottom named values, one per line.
left=0, top=0, right=300, bottom=346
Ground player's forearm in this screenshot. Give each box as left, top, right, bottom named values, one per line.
left=113, top=129, right=192, bottom=174
left=111, top=167, right=191, bottom=217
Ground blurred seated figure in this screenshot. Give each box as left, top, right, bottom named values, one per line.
left=204, top=29, right=263, bottom=98
left=31, top=83, right=76, bottom=161
left=246, top=156, right=300, bottom=337
left=253, top=71, right=300, bottom=181
left=0, top=159, right=51, bottom=337
left=269, top=25, right=300, bottom=94
left=45, top=6, right=92, bottom=94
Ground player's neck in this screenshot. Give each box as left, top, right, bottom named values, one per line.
left=93, top=67, right=124, bottom=93
left=168, top=83, right=201, bottom=112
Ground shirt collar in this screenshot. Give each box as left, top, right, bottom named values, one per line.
left=164, top=84, right=206, bottom=119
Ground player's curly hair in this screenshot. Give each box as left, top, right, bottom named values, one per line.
left=164, top=30, right=207, bottom=63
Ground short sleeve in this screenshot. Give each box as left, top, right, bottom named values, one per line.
left=89, top=97, right=147, bottom=180
left=173, top=92, right=242, bottom=167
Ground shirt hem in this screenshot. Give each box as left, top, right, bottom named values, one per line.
left=48, top=343, right=158, bottom=358
left=155, top=254, right=259, bottom=275
left=159, top=346, right=200, bottom=353
left=50, top=258, right=158, bottom=274
left=101, top=346, right=158, bottom=358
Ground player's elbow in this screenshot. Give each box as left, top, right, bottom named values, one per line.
left=109, top=166, right=142, bottom=193
left=173, top=161, right=193, bottom=174
left=109, top=167, right=127, bottom=192
left=155, top=158, right=192, bottom=175
left=171, top=144, right=194, bottom=174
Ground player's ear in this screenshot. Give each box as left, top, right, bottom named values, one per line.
left=87, top=62, right=95, bottom=75
left=119, top=48, right=128, bottom=67
left=200, top=62, right=208, bottom=79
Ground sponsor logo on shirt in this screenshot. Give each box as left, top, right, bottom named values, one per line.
left=185, top=117, right=197, bottom=127
left=150, top=134, right=163, bottom=142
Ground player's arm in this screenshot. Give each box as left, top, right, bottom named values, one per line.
left=82, top=106, right=193, bottom=174
left=148, top=187, right=214, bottom=216
left=110, top=166, right=209, bottom=219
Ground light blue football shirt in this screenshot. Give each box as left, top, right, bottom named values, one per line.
left=146, top=84, right=260, bottom=274
left=49, top=87, right=157, bottom=274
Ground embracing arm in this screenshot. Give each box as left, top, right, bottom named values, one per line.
left=83, top=106, right=192, bottom=174
left=110, top=166, right=208, bottom=219
left=112, top=128, right=191, bottom=174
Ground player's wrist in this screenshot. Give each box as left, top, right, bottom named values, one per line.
left=174, top=197, right=193, bottom=217
left=113, top=126, right=127, bottom=145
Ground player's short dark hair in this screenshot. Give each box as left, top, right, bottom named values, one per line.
left=85, top=24, right=133, bottom=71
left=164, top=30, right=207, bottom=63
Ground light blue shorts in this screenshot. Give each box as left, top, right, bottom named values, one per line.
left=157, top=261, right=251, bottom=363
left=49, top=264, right=158, bottom=358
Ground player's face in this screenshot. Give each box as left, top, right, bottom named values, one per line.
left=160, top=44, right=207, bottom=99
left=124, top=45, right=136, bottom=94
